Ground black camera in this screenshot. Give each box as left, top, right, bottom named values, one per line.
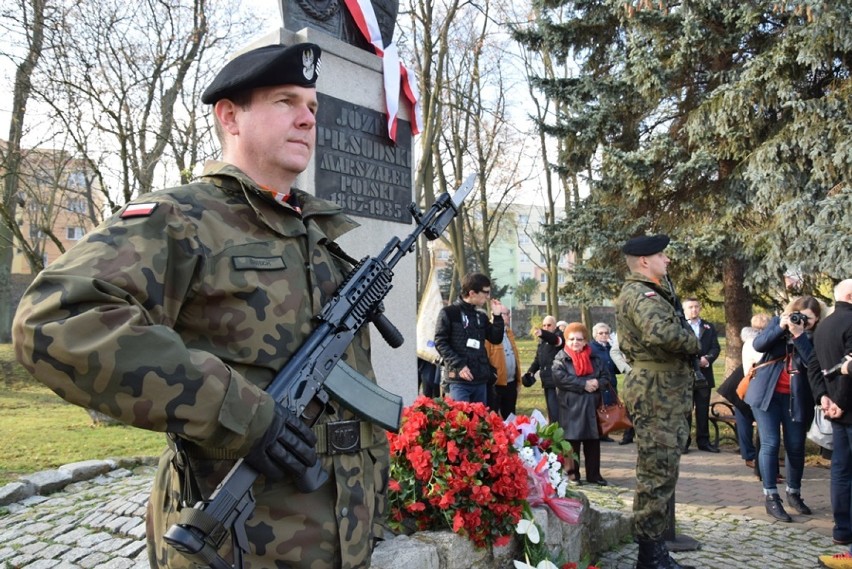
left=789, top=312, right=809, bottom=326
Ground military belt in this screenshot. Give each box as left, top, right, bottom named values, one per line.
left=171, top=420, right=377, bottom=460
left=312, top=420, right=377, bottom=455
left=632, top=360, right=687, bottom=372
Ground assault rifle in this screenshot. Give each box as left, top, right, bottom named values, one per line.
left=664, top=275, right=704, bottom=384
left=163, top=174, right=477, bottom=569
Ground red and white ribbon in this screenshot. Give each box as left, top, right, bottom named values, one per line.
left=342, top=0, right=422, bottom=141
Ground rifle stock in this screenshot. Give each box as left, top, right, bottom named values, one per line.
left=164, top=174, right=477, bottom=568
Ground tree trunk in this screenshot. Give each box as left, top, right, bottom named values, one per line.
left=722, top=256, right=752, bottom=377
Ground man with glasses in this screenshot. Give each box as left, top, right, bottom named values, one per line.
left=435, top=272, right=506, bottom=405
left=525, top=315, right=564, bottom=422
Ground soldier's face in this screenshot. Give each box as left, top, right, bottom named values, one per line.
left=644, top=252, right=669, bottom=280
left=235, top=85, right=318, bottom=179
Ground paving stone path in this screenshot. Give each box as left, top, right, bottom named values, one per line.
left=0, top=442, right=844, bottom=568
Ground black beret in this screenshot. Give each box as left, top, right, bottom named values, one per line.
left=202, top=43, right=322, bottom=105
left=621, top=234, right=671, bottom=256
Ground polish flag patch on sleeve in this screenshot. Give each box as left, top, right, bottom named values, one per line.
left=644, top=291, right=657, bottom=298
left=120, top=203, right=158, bottom=219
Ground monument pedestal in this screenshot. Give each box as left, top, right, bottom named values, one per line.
left=251, top=27, right=417, bottom=406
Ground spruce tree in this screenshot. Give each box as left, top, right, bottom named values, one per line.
left=515, top=0, right=851, bottom=368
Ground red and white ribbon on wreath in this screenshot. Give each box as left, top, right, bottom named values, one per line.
left=342, top=0, right=422, bottom=141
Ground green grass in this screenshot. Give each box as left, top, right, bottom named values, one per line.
left=0, top=344, right=165, bottom=485
left=0, top=336, right=795, bottom=487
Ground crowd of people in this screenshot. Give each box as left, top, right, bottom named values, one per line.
left=429, top=256, right=852, bottom=569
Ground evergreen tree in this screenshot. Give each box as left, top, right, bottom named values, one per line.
left=515, top=0, right=851, bottom=369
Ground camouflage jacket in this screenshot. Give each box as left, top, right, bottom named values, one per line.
left=13, top=162, right=388, bottom=568
left=614, top=272, right=700, bottom=371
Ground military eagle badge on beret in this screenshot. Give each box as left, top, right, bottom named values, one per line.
left=303, top=48, right=318, bottom=81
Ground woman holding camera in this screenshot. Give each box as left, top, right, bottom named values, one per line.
left=744, top=296, right=821, bottom=522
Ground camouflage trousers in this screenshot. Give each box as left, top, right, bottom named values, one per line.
left=623, top=368, right=691, bottom=540
left=146, top=431, right=389, bottom=569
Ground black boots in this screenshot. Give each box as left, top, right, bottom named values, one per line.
left=635, top=538, right=696, bottom=569
left=765, top=494, right=793, bottom=522
left=786, top=492, right=812, bottom=515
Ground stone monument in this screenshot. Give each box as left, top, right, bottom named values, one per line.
left=249, top=2, right=417, bottom=404
left=278, top=0, right=398, bottom=51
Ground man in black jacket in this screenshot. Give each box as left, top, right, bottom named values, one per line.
left=809, top=279, right=852, bottom=566
left=434, top=273, right=505, bottom=405
left=524, top=315, right=564, bottom=422
left=682, top=298, right=722, bottom=453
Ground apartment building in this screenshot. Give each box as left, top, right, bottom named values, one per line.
left=431, top=202, right=574, bottom=310
left=1, top=141, right=104, bottom=275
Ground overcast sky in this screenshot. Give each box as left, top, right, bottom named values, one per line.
left=0, top=0, right=281, bottom=141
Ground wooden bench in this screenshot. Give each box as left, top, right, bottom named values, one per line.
left=709, top=401, right=739, bottom=449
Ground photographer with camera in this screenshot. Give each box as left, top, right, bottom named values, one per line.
left=743, top=296, right=821, bottom=523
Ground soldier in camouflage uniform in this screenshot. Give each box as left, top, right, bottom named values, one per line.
left=13, top=43, right=389, bottom=569
left=614, top=234, right=700, bottom=569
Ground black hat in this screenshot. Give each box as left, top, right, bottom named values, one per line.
left=202, top=43, right=322, bottom=105
left=621, top=234, right=670, bottom=256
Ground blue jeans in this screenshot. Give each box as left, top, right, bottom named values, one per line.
left=831, top=423, right=852, bottom=544
left=752, top=392, right=806, bottom=493
left=447, top=382, right=488, bottom=405
left=734, top=406, right=756, bottom=461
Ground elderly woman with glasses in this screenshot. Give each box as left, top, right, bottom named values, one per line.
left=552, top=322, right=614, bottom=486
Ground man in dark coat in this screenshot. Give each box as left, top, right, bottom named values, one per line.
left=434, top=272, right=505, bottom=405
left=809, top=279, right=852, bottom=567
left=682, top=298, right=721, bottom=453
left=524, top=315, right=564, bottom=422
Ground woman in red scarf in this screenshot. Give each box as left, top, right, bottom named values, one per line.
left=553, top=322, right=614, bottom=486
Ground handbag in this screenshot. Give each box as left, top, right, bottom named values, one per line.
left=736, top=355, right=784, bottom=399
left=597, top=390, right=633, bottom=436
left=807, top=406, right=833, bottom=450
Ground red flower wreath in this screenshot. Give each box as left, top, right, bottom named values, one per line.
left=386, top=396, right=529, bottom=548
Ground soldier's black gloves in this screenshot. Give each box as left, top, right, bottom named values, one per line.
left=244, top=403, right=318, bottom=482
left=522, top=372, right=537, bottom=387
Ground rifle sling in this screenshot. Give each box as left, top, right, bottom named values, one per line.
left=177, top=503, right=225, bottom=535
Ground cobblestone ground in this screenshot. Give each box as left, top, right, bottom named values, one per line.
left=0, top=466, right=154, bottom=569
left=0, top=460, right=843, bottom=568
left=596, top=502, right=836, bottom=569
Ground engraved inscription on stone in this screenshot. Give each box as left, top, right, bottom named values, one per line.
left=315, top=93, right=412, bottom=224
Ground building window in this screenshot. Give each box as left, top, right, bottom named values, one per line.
left=521, top=272, right=531, bottom=280
left=67, top=227, right=85, bottom=240
left=520, top=253, right=530, bottom=264
left=540, top=273, right=547, bottom=283
left=519, top=215, right=529, bottom=225
left=519, top=234, right=530, bottom=245
left=540, top=292, right=546, bottom=302
left=67, top=171, right=88, bottom=189
left=67, top=198, right=88, bottom=214
left=558, top=273, right=566, bottom=284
